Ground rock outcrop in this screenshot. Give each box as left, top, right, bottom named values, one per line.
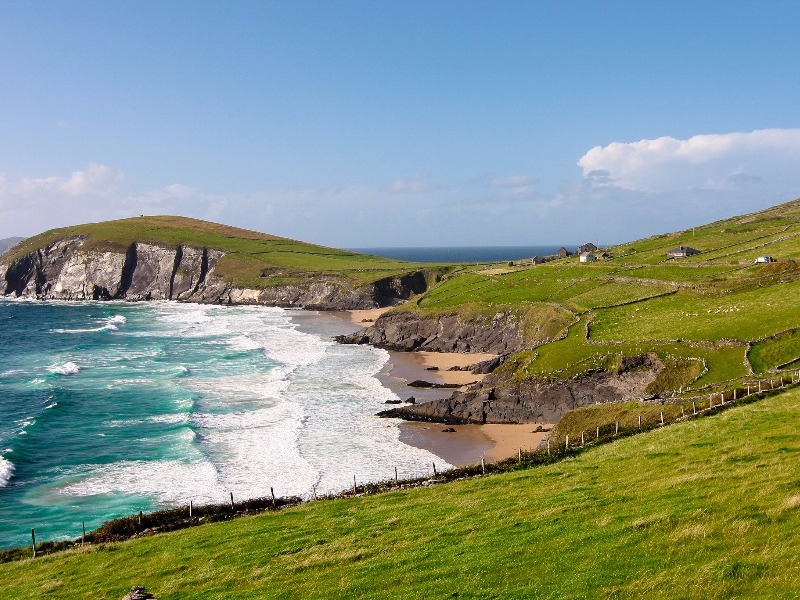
left=337, top=310, right=525, bottom=354
left=379, top=354, right=664, bottom=424
left=0, top=237, right=436, bottom=309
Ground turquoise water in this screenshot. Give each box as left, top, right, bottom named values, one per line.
left=0, top=300, right=444, bottom=549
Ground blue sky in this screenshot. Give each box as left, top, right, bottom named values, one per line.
left=2, top=1, right=800, bottom=246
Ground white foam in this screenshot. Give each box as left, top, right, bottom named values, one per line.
left=59, top=459, right=228, bottom=504
left=0, top=456, right=13, bottom=488
left=51, top=314, right=127, bottom=334
left=49, top=362, right=80, bottom=376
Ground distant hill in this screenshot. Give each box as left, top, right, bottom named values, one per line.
left=0, top=237, right=24, bottom=255
left=0, top=216, right=445, bottom=308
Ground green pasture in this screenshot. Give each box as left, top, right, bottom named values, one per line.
left=591, top=279, right=800, bottom=344
left=3, top=390, right=799, bottom=599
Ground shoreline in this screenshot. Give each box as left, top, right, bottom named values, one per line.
left=326, top=308, right=545, bottom=465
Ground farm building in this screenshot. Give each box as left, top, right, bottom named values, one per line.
left=557, top=247, right=571, bottom=258
left=755, top=256, right=776, bottom=263
left=579, top=251, right=596, bottom=263
left=578, top=242, right=598, bottom=253
left=667, top=246, right=701, bottom=258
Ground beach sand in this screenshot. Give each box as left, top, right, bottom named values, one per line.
left=327, top=308, right=549, bottom=466
left=343, top=307, right=393, bottom=325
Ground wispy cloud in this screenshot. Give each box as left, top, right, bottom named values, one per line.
left=384, top=174, right=436, bottom=194
left=490, top=175, right=536, bottom=197
left=13, top=163, right=124, bottom=198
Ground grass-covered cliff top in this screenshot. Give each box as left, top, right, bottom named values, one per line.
left=0, top=215, right=442, bottom=288
left=393, top=197, right=800, bottom=394
left=2, top=388, right=798, bottom=598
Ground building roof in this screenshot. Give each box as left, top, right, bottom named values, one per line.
left=667, top=246, right=701, bottom=255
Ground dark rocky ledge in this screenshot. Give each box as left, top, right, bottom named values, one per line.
left=379, top=354, right=664, bottom=425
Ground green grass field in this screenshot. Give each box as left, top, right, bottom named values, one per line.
left=2, top=389, right=798, bottom=598
left=398, top=198, right=800, bottom=392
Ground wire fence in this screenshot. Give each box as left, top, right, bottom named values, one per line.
left=5, top=370, right=798, bottom=563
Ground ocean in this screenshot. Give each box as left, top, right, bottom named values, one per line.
left=0, top=300, right=446, bottom=549
left=348, top=246, right=571, bottom=263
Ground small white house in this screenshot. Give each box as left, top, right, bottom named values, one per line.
left=579, top=251, right=596, bottom=263
left=667, top=246, right=701, bottom=258
left=755, top=256, right=776, bottom=264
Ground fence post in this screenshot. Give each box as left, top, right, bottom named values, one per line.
left=565, top=434, right=569, bottom=450
left=481, top=457, right=486, bottom=474
left=546, top=439, right=551, bottom=455
left=660, top=411, right=664, bottom=425
left=271, top=487, right=276, bottom=508
left=581, top=431, right=585, bottom=447
left=733, top=388, right=737, bottom=400
left=681, top=406, right=685, bottom=418
left=432, top=462, right=438, bottom=477
left=82, top=521, right=86, bottom=547
left=518, top=448, right=522, bottom=463
left=230, top=492, right=234, bottom=510
left=353, top=475, right=357, bottom=495
left=638, top=415, right=642, bottom=430
left=720, top=392, right=725, bottom=405
left=615, top=421, right=619, bottom=435
left=394, top=466, right=399, bottom=486
left=31, top=528, right=36, bottom=559
left=138, top=511, right=143, bottom=527
left=189, top=500, right=193, bottom=518
left=693, top=401, right=697, bottom=415
left=312, top=485, right=317, bottom=501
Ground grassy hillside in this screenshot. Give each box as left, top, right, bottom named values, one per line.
left=0, top=216, right=442, bottom=289
left=2, top=389, right=798, bottom=598
left=396, top=198, right=800, bottom=396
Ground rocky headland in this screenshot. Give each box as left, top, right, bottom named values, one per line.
left=0, top=236, right=433, bottom=309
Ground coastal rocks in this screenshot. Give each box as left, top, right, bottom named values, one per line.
left=122, top=586, right=156, bottom=600
left=337, top=311, right=524, bottom=355
left=408, top=380, right=461, bottom=389
left=0, top=238, right=227, bottom=302
left=379, top=354, right=664, bottom=424
left=0, top=237, right=438, bottom=310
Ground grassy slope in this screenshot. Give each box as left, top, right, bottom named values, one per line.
left=2, top=389, right=799, bottom=598
left=406, top=198, right=800, bottom=393
left=0, top=216, right=440, bottom=289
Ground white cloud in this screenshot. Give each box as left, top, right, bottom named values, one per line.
left=14, top=163, right=124, bottom=197
left=384, top=175, right=435, bottom=194
left=578, top=128, right=800, bottom=193
left=490, top=175, right=536, bottom=197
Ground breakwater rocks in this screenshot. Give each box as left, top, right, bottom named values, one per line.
left=0, top=237, right=434, bottom=309
left=379, top=354, right=664, bottom=424
left=336, top=310, right=525, bottom=354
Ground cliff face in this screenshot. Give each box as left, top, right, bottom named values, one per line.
left=379, top=354, right=664, bottom=425
left=0, top=237, right=430, bottom=309
left=337, top=310, right=525, bottom=355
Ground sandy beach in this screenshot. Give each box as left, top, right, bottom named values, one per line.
left=333, top=308, right=550, bottom=466
left=344, top=307, right=393, bottom=325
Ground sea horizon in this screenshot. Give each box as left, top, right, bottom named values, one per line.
left=348, top=245, right=578, bottom=263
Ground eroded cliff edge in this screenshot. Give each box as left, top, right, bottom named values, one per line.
left=339, top=311, right=665, bottom=424
left=0, top=237, right=433, bottom=309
